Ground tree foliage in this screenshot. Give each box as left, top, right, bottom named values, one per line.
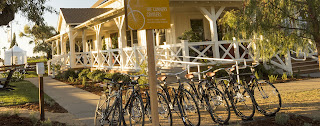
left=0, top=0, right=55, bottom=26
left=10, top=32, right=18, bottom=48
left=20, top=25, right=57, bottom=59
left=219, top=0, right=320, bottom=62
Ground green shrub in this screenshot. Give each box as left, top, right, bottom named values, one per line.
left=268, top=75, right=278, bottom=83
left=87, top=70, right=105, bottom=82
left=275, top=113, right=290, bottom=125
left=68, top=77, right=75, bottom=83
left=137, top=61, right=148, bottom=86
left=11, top=71, right=25, bottom=82
left=93, top=73, right=106, bottom=83
left=78, top=69, right=90, bottom=80
left=82, top=77, right=87, bottom=87
left=282, top=73, right=288, bottom=81
left=253, top=64, right=275, bottom=79
left=111, top=72, right=130, bottom=83
left=178, top=29, right=202, bottom=42
left=60, top=69, right=77, bottom=81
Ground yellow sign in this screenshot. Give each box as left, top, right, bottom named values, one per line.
left=125, top=0, right=170, bottom=30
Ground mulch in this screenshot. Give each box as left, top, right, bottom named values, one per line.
left=0, top=114, right=66, bottom=126
left=7, top=102, right=68, bottom=113
left=242, top=113, right=320, bottom=126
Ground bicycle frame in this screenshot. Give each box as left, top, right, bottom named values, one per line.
left=103, top=87, right=127, bottom=126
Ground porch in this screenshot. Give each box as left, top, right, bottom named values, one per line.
left=46, top=0, right=318, bottom=76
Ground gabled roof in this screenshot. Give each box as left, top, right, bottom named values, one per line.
left=91, top=0, right=108, bottom=8
left=60, top=8, right=112, bottom=24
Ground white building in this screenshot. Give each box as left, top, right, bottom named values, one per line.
left=4, top=45, right=27, bottom=66
left=47, top=0, right=318, bottom=75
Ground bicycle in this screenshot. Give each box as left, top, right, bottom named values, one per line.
left=144, top=85, right=172, bottom=126
left=94, top=77, right=145, bottom=126
left=212, top=66, right=256, bottom=121
left=184, top=68, right=231, bottom=125
left=157, top=69, right=201, bottom=126
left=238, top=63, right=282, bottom=116
left=124, top=74, right=172, bottom=125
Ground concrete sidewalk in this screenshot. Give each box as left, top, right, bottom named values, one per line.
left=26, top=77, right=100, bottom=126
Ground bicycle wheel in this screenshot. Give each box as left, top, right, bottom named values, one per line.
left=179, top=89, right=200, bottom=126
left=186, top=82, right=202, bottom=109
left=206, top=87, right=231, bottom=125
left=110, top=101, right=122, bottom=126
left=231, top=85, right=255, bottom=120
left=252, top=81, right=281, bottom=116
left=127, top=94, right=145, bottom=125
left=95, top=92, right=117, bottom=126
left=157, top=92, right=172, bottom=126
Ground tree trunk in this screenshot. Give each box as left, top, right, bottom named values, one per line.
left=315, top=37, right=320, bottom=71
left=317, top=45, right=320, bottom=71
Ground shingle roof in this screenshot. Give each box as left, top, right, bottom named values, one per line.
left=60, top=8, right=112, bottom=24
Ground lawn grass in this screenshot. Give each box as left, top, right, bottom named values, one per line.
left=25, top=71, right=39, bottom=78
left=0, top=80, right=51, bottom=106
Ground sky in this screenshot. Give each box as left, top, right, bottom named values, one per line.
left=0, top=0, right=97, bottom=58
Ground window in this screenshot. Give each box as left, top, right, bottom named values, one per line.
left=87, top=39, right=93, bottom=51
left=110, top=33, right=118, bottom=49
left=126, top=30, right=138, bottom=47
left=154, top=29, right=166, bottom=45
left=190, top=19, right=205, bottom=41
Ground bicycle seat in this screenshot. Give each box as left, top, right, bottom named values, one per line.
left=130, top=77, right=140, bottom=81
left=206, top=72, right=215, bottom=77
left=185, top=74, right=194, bottom=80
left=157, top=76, right=167, bottom=81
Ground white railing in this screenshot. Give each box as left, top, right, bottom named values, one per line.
left=48, top=53, right=70, bottom=76
left=48, top=39, right=317, bottom=75
left=155, top=40, right=254, bottom=67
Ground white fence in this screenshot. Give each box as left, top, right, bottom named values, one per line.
left=48, top=39, right=318, bottom=76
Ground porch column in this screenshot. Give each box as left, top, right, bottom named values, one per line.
left=56, top=40, right=60, bottom=55
left=51, top=41, right=55, bottom=57
left=68, top=27, right=79, bottom=68
left=60, top=34, right=66, bottom=54
left=114, top=15, right=126, bottom=70
left=82, top=29, right=87, bottom=66
left=94, top=24, right=103, bottom=69
left=199, top=6, right=225, bottom=58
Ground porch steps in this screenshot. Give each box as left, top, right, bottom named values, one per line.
left=292, top=58, right=319, bottom=74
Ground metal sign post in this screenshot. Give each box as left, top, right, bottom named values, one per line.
left=36, top=63, right=45, bottom=121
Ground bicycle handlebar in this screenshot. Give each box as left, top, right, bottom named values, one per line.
left=160, top=68, right=188, bottom=76
left=228, top=62, right=260, bottom=72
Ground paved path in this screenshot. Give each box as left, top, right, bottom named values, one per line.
left=26, top=77, right=99, bottom=126
left=26, top=77, right=320, bottom=126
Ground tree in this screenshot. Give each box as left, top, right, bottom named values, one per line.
left=9, top=32, right=18, bottom=48
left=0, top=0, right=55, bottom=26
left=20, top=25, right=57, bottom=59
left=219, top=0, right=320, bottom=70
